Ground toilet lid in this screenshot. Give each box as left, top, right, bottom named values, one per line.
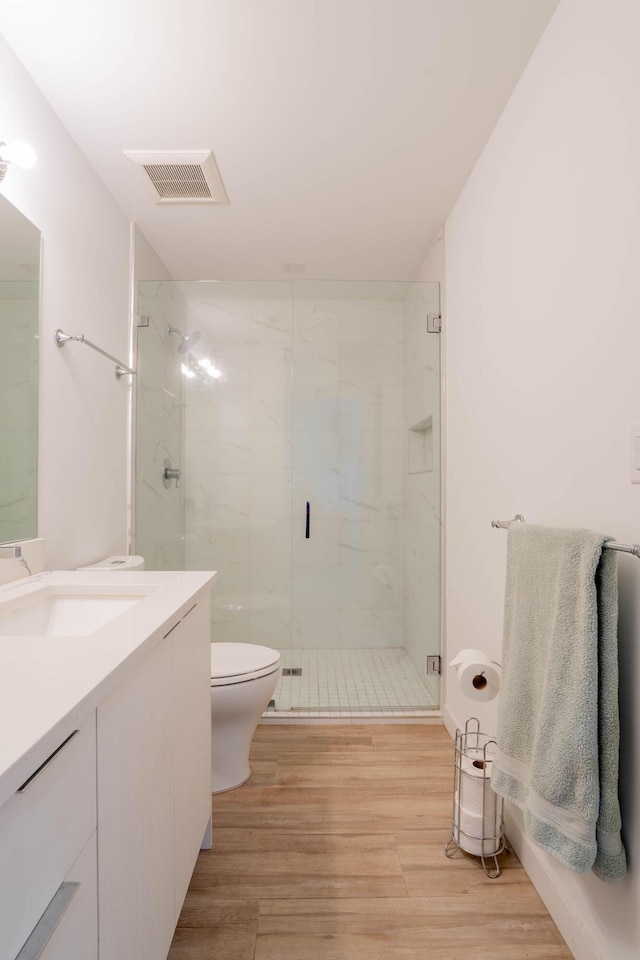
left=211, top=642, right=281, bottom=686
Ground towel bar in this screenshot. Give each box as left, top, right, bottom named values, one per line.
left=491, top=514, right=640, bottom=558
left=54, top=328, right=136, bottom=380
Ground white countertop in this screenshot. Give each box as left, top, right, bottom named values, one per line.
left=0, top=569, right=216, bottom=808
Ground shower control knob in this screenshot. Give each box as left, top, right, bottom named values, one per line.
left=162, top=459, right=181, bottom=489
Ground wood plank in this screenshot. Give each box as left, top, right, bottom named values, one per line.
left=258, top=892, right=552, bottom=920
left=177, top=895, right=259, bottom=927
left=186, top=873, right=409, bottom=901
left=253, top=922, right=572, bottom=960
left=212, top=790, right=451, bottom=833
left=167, top=922, right=257, bottom=960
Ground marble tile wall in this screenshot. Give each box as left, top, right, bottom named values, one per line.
left=292, top=297, right=405, bottom=651
left=134, top=282, right=186, bottom=570
left=0, top=286, right=38, bottom=543
left=183, top=295, right=292, bottom=647
left=403, top=282, right=441, bottom=700
left=183, top=292, right=406, bottom=652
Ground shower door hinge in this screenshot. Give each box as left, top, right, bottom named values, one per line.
left=426, top=655, right=442, bottom=676
left=137, top=314, right=150, bottom=327
left=427, top=313, right=441, bottom=333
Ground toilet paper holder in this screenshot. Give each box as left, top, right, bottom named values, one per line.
left=444, top=717, right=506, bottom=879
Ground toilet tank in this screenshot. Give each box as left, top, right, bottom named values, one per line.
left=77, top=555, right=145, bottom=571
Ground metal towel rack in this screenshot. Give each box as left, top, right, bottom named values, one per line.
left=54, top=329, right=136, bottom=380
left=491, top=514, right=640, bottom=558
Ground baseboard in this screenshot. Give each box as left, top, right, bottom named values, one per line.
left=442, top=703, right=457, bottom=739
left=504, top=809, right=605, bottom=960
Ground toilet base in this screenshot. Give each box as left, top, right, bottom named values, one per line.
left=211, top=772, right=251, bottom=795
left=211, top=666, right=279, bottom=793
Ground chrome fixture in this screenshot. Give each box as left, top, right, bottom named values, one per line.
left=491, top=514, right=525, bottom=530
left=162, top=458, right=181, bottom=489
left=492, top=513, right=640, bottom=557
left=54, top=329, right=136, bottom=380
left=168, top=325, right=201, bottom=353
left=0, top=140, right=37, bottom=182
left=0, top=544, right=32, bottom=576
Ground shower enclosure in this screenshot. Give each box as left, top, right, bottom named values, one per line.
left=133, top=279, right=441, bottom=716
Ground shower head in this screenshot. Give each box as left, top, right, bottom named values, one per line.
left=168, top=325, right=201, bottom=353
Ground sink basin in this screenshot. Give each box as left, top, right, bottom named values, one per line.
left=0, top=586, right=152, bottom=637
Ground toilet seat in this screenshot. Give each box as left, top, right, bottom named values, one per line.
left=211, top=642, right=281, bottom=687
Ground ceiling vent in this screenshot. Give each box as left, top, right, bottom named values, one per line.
left=123, top=150, right=229, bottom=205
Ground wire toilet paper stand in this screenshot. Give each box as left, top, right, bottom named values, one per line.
left=444, top=717, right=506, bottom=879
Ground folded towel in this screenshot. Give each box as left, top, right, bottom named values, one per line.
left=492, top=524, right=626, bottom=881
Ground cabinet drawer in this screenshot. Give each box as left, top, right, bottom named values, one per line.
left=15, top=833, right=98, bottom=960
left=0, top=717, right=97, bottom=959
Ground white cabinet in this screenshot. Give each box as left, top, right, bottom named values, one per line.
left=34, top=834, right=98, bottom=960
left=0, top=583, right=211, bottom=960
left=173, top=601, right=212, bottom=912
left=97, top=634, right=175, bottom=960
left=0, top=717, right=97, bottom=959
left=97, top=597, right=211, bottom=960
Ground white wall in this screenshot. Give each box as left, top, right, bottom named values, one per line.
left=441, top=0, right=640, bottom=957
left=0, top=34, right=131, bottom=568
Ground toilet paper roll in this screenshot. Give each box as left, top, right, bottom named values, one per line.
left=449, top=648, right=501, bottom=702
left=453, top=792, right=501, bottom=856
left=458, top=754, right=496, bottom=817
left=458, top=756, right=496, bottom=813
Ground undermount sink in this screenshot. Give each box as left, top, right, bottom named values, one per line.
left=0, top=586, right=152, bottom=637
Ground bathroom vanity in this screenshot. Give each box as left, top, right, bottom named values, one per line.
left=0, top=569, right=215, bottom=960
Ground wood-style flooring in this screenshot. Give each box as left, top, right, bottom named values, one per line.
left=168, top=724, right=573, bottom=959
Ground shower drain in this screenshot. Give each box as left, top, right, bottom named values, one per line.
left=282, top=667, right=302, bottom=677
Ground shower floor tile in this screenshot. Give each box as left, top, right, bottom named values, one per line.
left=265, top=647, right=438, bottom=716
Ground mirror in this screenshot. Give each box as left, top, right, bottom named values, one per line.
left=0, top=195, right=40, bottom=544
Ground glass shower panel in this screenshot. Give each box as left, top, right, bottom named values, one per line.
left=404, top=280, right=442, bottom=709
left=177, top=282, right=294, bottom=673
left=134, top=284, right=186, bottom=570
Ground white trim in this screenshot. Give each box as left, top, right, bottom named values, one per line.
left=442, top=702, right=457, bottom=740
left=505, top=807, right=607, bottom=960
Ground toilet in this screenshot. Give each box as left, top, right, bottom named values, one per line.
left=77, top=555, right=145, bottom=571
left=211, top=642, right=281, bottom=793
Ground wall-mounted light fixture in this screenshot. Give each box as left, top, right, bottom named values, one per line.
left=0, top=140, right=37, bottom=182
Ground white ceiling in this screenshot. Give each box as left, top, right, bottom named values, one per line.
left=0, top=0, right=558, bottom=281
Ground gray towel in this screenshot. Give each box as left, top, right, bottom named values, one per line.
left=492, top=524, right=626, bottom=881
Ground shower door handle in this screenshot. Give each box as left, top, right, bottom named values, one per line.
left=305, top=501, right=310, bottom=539
left=162, top=458, right=181, bottom=488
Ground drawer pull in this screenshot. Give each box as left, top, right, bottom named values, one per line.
left=163, top=602, right=198, bottom=638
left=15, top=882, right=80, bottom=960
left=17, top=731, right=79, bottom=794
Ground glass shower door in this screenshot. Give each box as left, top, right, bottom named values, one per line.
left=286, top=280, right=442, bottom=713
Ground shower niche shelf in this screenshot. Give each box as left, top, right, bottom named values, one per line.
left=408, top=415, right=434, bottom=474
